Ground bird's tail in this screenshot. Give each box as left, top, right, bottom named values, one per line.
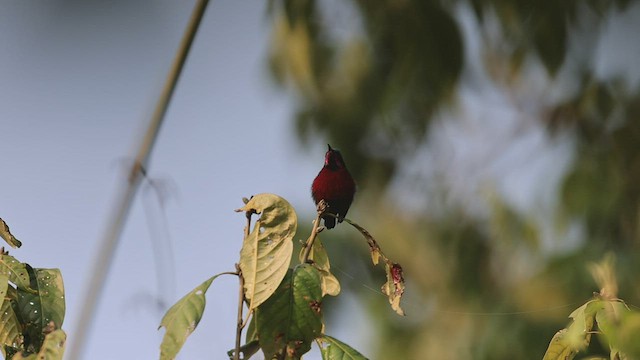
left=323, top=215, right=336, bottom=229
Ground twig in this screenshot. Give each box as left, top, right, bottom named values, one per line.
left=233, top=207, right=253, bottom=360
left=244, top=209, right=253, bottom=239
left=301, top=200, right=327, bottom=263
left=234, top=263, right=245, bottom=360
left=67, top=1, right=211, bottom=359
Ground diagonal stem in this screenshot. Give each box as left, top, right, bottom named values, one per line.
left=67, top=1, right=211, bottom=359
left=301, top=200, right=327, bottom=263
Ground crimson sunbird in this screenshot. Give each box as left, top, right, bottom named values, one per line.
left=311, top=144, right=356, bottom=229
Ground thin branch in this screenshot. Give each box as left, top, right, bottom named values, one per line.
left=301, top=200, right=327, bottom=263
left=233, top=209, right=252, bottom=360
left=67, top=1, right=211, bottom=359
left=234, top=263, right=245, bottom=360
left=245, top=208, right=253, bottom=239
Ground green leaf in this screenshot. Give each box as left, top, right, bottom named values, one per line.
left=615, top=312, right=640, bottom=358
left=159, top=273, right=226, bottom=360
left=0, top=218, right=22, bottom=249
left=237, top=193, right=297, bottom=310
left=245, top=314, right=257, bottom=343
left=298, top=237, right=340, bottom=297
left=16, top=267, right=65, bottom=353
left=35, top=269, right=65, bottom=329
left=319, top=335, right=369, bottom=360
left=0, top=255, right=31, bottom=291
left=256, top=264, right=323, bottom=359
left=11, top=329, right=66, bottom=360
left=596, top=300, right=640, bottom=359
left=542, top=329, right=576, bottom=360
left=0, top=287, right=22, bottom=351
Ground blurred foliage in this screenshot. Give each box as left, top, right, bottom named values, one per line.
left=267, top=0, right=640, bottom=359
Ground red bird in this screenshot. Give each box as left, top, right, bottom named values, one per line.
left=311, top=144, right=356, bottom=229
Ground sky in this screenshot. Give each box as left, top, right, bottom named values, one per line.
left=0, top=1, right=340, bottom=359
left=3, top=1, right=640, bottom=360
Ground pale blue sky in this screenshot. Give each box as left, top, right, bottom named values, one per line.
left=0, top=1, right=336, bottom=359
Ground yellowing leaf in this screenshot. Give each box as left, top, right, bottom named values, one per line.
left=542, top=329, right=577, bottom=360
left=237, top=193, right=296, bottom=310
left=298, top=237, right=340, bottom=297
left=0, top=254, right=31, bottom=291
left=0, top=287, right=22, bottom=351
left=344, top=219, right=405, bottom=315
left=542, top=298, right=604, bottom=360
left=344, top=219, right=380, bottom=265
left=11, top=329, right=66, bottom=360
left=381, top=262, right=405, bottom=316
left=0, top=218, right=21, bottom=248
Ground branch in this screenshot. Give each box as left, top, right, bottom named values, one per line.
left=234, top=263, right=245, bottom=360
left=67, top=1, right=211, bottom=359
left=301, top=200, right=327, bottom=263
left=233, top=203, right=253, bottom=360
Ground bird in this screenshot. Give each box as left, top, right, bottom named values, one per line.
left=311, top=144, right=356, bottom=229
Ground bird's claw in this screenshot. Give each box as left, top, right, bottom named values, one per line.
left=316, top=200, right=328, bottom=215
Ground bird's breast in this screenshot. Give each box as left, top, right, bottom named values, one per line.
left=312, top=168, right=356, bottom=201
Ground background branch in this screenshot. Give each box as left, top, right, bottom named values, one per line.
left=67, top=1, right=211, bottom=358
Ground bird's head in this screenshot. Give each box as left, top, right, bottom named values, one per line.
left=324, top=144, right=346, bottom=170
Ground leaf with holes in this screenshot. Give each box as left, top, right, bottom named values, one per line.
left=237, top=193, right=296, bottom=310
left=159, top=273, right=225, bottom=360
left=0, top=254, right=31, bottom=291
left=11, top=329, right=66, bottom=360
left=255, top=264, right=323, bottom=359
left=319, top=335, right=369, bottom=360
left=36, top=269, right=65, bottom=329
left=16, top=267, right=65, bottom=352
left=0, top=218, right=21, bottom=249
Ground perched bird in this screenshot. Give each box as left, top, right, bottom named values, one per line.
left=311, top=144, right=356, bottom=229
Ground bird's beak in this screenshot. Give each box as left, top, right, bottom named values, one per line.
left=327, top=144, right=333, bottom=151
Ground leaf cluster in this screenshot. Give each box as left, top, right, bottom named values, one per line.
left=0, top=218, right=66, bottom=360
left=543, top=255, right=640, bottom=359
left=159, top=194, right=405, bottom=359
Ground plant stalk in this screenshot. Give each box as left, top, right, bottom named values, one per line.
left=301, top=212, right=323, bottom=263
left=234, top=263, right=244, bottom=360
left=67, top=1, right=210, bottom=359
